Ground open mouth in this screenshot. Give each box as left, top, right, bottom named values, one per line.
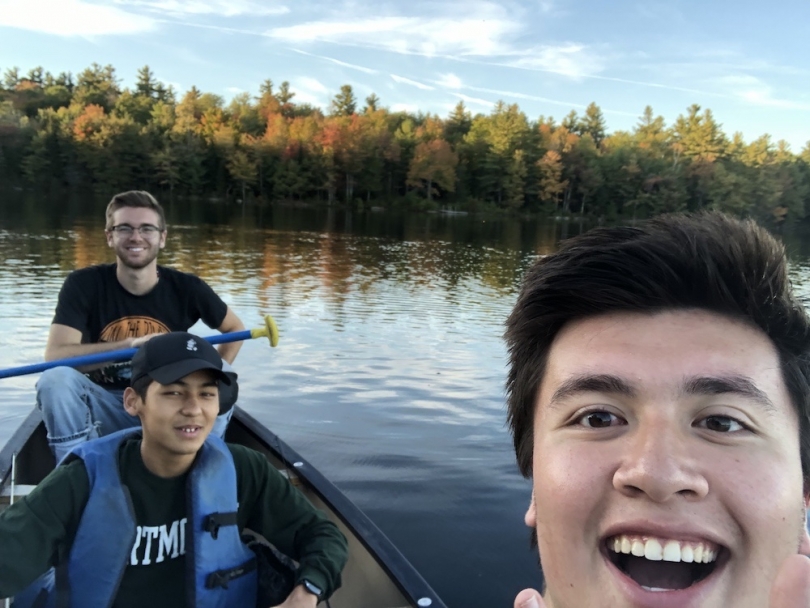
left=604, top=534, right=726, bottom=592
left=176, top=426, right=201, bottom=436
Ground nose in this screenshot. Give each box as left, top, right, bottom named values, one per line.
left=181, top=395, right=203, bottom=415
left=612, top=416, right=709, bottom=503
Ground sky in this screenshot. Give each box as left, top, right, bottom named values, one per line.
left=1, top=0, right=809, bottom=150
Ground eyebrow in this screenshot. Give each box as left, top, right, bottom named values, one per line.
left=165, top=379, right=219, bottom=388
left=681, top=375, right=776, bottom=413
left=546, top=373, right=776, bottom=413
left=548, top=374, right=637, bottom=408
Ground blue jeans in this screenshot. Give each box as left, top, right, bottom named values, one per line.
left=36, top=366, right=234, bottom=463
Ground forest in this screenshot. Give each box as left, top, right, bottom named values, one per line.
left=1, top=63, right=809, bottom=223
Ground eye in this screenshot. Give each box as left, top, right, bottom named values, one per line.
left=575, top=410, right=625, bottom=429
left=697, top=415, right=747, bottom=433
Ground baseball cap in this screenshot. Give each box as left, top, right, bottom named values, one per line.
left=131, top=332, right=233, bottom=387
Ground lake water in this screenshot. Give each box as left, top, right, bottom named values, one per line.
left=1, top=191, right=809, bottom=607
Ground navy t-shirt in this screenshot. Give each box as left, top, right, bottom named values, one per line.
left=53, top=264, right=228, bottom=388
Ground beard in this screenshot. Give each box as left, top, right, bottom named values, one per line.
left=115, top=243, right=160, bottom=269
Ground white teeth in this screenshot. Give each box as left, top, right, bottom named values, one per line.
left=662, top=541, right=680, bottom=562
left=644, top=539, right=663, bottom=561
left=608, top=534, right=719, bottom=565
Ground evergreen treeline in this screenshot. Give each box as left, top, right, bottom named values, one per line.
left=1, top=63, right=809, bottom=222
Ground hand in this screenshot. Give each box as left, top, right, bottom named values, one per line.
left=269, top=584, right=318, bottom=608
left=130, top=334, right=159, bottom=348
left=512, top=555, right=810, bottom=608
left=514, top=589, right=545, bottom=608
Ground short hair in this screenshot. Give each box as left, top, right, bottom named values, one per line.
left=131, top=374, right=153, bottom=401
left=105, top=191, right=166, bottom=230
left=505, top=212, right=810, bottom=485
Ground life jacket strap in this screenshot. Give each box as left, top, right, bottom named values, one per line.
left=202, top=511, right=238, bottom=540
left=205, top=557, right=257, bottom=589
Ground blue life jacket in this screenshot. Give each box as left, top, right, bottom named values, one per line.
left=16, top=428, right=258, bottom=608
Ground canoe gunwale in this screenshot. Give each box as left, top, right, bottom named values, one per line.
left=0, top=407, right=42, bottom=489
left=230, top=406, right=447, bottom=608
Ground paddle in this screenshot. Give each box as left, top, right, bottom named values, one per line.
left=0, top=315, right=280, bottom=380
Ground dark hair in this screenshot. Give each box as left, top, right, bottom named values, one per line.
left=505, top=212, right=810, bottom=485
left=105, top=190, right=166, bottom=230
left=131, top=375, right=153, bottom=401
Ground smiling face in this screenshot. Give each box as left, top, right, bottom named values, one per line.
left=105, top=207, right=166, bottom=270
left=123, top=369, right=220, bottom=478
left=527, top=309, right=808, bottom=608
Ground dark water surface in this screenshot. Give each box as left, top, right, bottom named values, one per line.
left=2, top=192, right=810, bottom=607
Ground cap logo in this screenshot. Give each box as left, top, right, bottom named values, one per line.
left=186, top=339, right=198, bottom=351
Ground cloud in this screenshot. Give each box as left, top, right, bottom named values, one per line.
left=507, top=43, right=605, bottom=78
left=451, top=92, right=494, bottom=109
left=296, top=76, right=329, bottom=95
left=291, top=77, right=332, bottom=107
left=462, top=85, right=638, bottom=116
left=266, top=6, right=521, bottom=57
left=114, top=0, right=288, bottom=16
left=390, top=74, right=434, bottom=91
left=225, top=86, right=244, bottom=93
left=436, top=73, right=463, bottom=89
left=291, top=49, right=378, bottom=74
left=0, top=0, right=154, bottom=35
left=391, top=103, right=420, bottom=113
left=719, top=75, right=810, bottom=111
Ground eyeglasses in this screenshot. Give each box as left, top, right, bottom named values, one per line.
left=109, top=224, right=164, bottom=237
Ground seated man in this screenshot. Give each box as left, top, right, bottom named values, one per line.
left=38, top=190, right=245, bottom=462
left=504, top=213, right=810, bottom=608
left=0, top=332, right=348, bottom=608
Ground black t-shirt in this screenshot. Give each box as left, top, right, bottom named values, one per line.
left=53, top=264, right=228, bottom=387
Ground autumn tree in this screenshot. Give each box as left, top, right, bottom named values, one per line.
left=407, top=139, right=458, bottom=200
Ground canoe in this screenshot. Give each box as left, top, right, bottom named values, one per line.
left=0, top=406, right=446, bottom=608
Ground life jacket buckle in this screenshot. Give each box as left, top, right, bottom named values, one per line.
left=202, top=511, right=237, bottom=540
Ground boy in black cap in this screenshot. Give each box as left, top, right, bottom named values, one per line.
left=0, top=332, right=348, bottom=608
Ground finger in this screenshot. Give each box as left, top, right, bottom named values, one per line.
left=770, top=555, right=810, bottom=607
left=514, top=588, right=546, bottom=608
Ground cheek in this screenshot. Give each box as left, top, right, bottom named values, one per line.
left=713, top=448, right=805, bottom=552
left=532, top=441, right=613, bottom=556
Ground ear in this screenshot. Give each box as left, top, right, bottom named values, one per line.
left=158, top=229, right=167, bottom=250
left=105, top=229, right=114, bottom=248
left=525, top=488, right=537, bottom=529
left=123, top=387, right=142, bottom=418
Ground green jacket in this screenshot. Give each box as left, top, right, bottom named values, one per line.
left=0, top=439, right=348, bottom=608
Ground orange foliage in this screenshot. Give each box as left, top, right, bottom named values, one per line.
left=72, top=104, right=106, bottom=140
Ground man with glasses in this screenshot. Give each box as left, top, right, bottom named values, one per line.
left=37, top=190, right=245, bottom=462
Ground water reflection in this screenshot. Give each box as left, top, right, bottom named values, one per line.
left=8, top=192, right=807, bottom=606
left=0, top=192, right=584, bottom=607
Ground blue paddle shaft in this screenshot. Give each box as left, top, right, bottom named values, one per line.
left=0, top=330, right=253, bottom=380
